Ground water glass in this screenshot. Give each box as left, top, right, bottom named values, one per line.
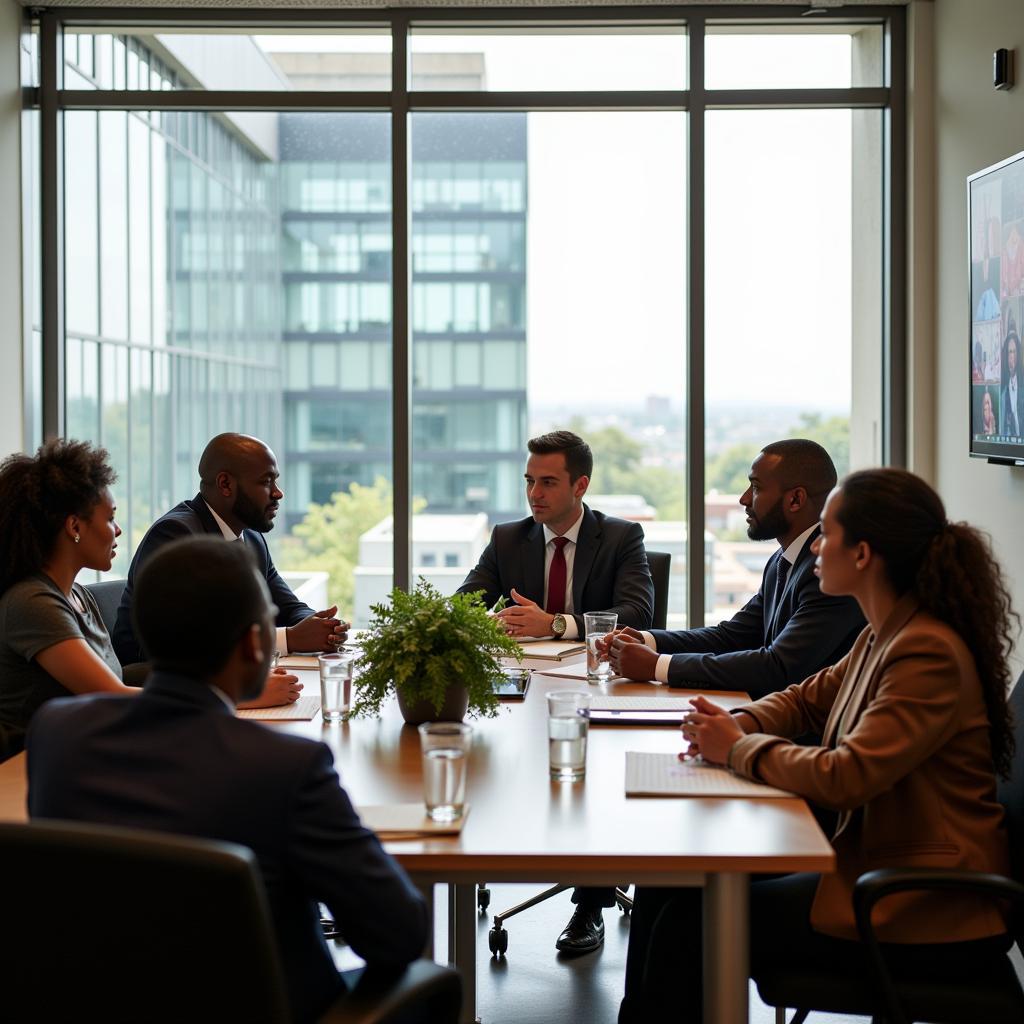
left=418, top=723, right=472, bottom=822
left=318, top=652, right=355, bottom=721
left=547, top=689, right=591, bottom=781
left=584, top=612, right=618, bottom=683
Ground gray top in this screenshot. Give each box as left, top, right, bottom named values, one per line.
left=0, top=573, right=122, bottom=729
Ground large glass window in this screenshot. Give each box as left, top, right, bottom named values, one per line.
left=36, top=13, right=899, bottom=632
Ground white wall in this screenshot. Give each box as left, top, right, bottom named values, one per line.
left=0, top=0, right=23, bottom=456
left=931, top=0, right=1024, bottom=655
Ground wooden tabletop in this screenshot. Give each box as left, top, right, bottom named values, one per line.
left=0, top=667, right=834, bottom=880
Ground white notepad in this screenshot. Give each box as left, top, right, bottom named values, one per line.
left=236, top=695, right=321, bottom=721
left=533, top=662, right=632, bottom=682
left=625, top=751, right=795, bottom=799
left=357, top=803, right=469, bottom=840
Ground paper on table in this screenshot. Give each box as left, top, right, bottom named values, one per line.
left=278, top=654, right=320, bottom=669
left=236, top=695, right=321, bottom=721
left=534, top=661, right=631, bottom=683
left=358, top=803, right=470, bottom=840
left=516, top=640, right=586, bottom=661
left=625, top=751, right=794, bottom=798
left=591, top=695, right=694, bottom=711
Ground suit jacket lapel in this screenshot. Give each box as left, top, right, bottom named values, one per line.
left=188, top=494, right=221, bottom=536
left=571, top=506, right=599, bottom=612
left=521, top=521, right=546, bottom=606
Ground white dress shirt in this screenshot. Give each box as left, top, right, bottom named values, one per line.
left=542, top=509, right=584, bottom=640
left=205, top=501, right=290, bottom=655
left=642, top=522, right=819, bottom=684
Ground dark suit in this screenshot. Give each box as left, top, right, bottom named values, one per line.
left=650, top=529, right=864, bottom=699
left=112, top=495, right=314, bottom=665
left=1000, top=377, right=1024, bottom=435
left=26, top=673, right=429, bottom=1024
left=456, top=505, right=654, bottom=633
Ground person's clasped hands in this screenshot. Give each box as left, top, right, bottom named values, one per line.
left=286, top=606, right=350, bottom=653
left=604, top=627, right=659, bottom=680
left=495, top=588, right=559, bottom=637
left=680, top=695, right=744, bottom=765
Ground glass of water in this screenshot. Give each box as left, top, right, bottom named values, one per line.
left=584, top=612, right=618, bottom=683
left=318, top=652, right=355, bottom=722
left=418, top=722, right=472, bottom=822
left=547, top=689, right=591, bottom=781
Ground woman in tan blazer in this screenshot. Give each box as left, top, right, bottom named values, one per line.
left=620, top=468, right=1016, bottom=1023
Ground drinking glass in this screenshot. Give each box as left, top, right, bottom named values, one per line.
left=584, top=612, right=618, bottom=682
left=418, top=723, right=472, bottom=822
left=547, top=689, right=591, bottom=781
left=318, top=652, right=355, bottom=721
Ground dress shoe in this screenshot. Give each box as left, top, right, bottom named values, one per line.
left=555, top=905, right=605, bottom=954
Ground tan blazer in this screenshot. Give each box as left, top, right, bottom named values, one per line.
left=731, top=593, right=1009, bottom=943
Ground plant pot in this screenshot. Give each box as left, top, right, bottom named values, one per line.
left=396, top=685, right=469, bottom=726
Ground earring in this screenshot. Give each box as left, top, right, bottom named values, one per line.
left=74, top=533, right=80, bottom=544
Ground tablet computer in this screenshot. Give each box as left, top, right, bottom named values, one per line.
left=493, top=667, right=531, bottom=701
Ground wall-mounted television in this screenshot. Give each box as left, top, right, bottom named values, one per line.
left=969, top=149, right=1024, bottom=464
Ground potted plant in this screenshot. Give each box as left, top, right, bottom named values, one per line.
left=349, top=579, right=522, bottom=725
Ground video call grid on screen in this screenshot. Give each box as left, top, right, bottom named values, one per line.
left=970, top=148, right=1024, bottom=461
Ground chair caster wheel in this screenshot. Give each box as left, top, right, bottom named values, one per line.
left=477, top=886, right=491, bottom=911
left=488, top=925, right=508, bottom=956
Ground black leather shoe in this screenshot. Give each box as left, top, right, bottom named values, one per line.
left=555, top=906, right=605, bottom=954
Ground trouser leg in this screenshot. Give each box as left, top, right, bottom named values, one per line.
left=571, top=885, right=619, bottom=908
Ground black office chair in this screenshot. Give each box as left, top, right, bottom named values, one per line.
left=84, top=578, right=126, bottom=636
left=647, top=550, right=671, bottom=630
left=756, top=673, right=1024, bottom=1024
left=479, top=555, right=672, bottom=951
left=2, top=819, right=461, bottom=1024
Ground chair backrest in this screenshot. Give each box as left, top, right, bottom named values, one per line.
left=646, top=551, right=671, bottom=630
left=2, top=819, right=292, bottom=1024
left=84, top=578, right=127, bottom=636
left=999, top=673, right=1024, bottom=890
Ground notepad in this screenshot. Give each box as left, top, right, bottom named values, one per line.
left=357, top=803, right=469, bottom=840
left=516, top=640, right=586, bottom=661
left=534, top=662, right=632, bottom=682
left=277, top=655, right=321, bottom=669
left=624, top=751, right=795, bottom=798
left=236, top=695, right=321, bottom=721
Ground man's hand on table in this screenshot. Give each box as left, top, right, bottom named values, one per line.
left=495, top=588, right=555, bottom=638
left=286, top=607, right=350, bottom=652
left=237, top=669, right=303, bottom=710
left=608, top=628, right=658, bottom=680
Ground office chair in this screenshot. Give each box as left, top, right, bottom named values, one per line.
left=84, top=578, right=127, bottom=636
left=2, top=819, right=461, bottom=1024
left=757, top=672, right=1024, bottom=1024
left=479, top=553, right=671, bottom=952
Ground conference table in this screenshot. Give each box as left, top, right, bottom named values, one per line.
left=0, top=654, right=835, bottom=1024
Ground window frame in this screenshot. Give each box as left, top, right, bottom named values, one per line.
left=32, top=4, right=906, bottom=626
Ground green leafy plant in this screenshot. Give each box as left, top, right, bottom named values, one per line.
left=350, top=579, right=522, bottom=719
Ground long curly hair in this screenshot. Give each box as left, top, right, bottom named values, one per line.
left=836, top=468, right=1016, bottom=778
left=0, top=439, right=117, bottom=595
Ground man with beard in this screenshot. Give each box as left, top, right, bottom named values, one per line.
left=608, top=438, right=863, bottom=693
left=112, top=433, right=347, bottom=672
left=561, top=439, right=864, bottom=955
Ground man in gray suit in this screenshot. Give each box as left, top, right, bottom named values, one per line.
left=457, top=430, right=654, bottom=956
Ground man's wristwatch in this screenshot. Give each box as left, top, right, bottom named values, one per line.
left=551, top=613, right=567, bottom=638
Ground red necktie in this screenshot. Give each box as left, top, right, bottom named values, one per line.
left=546, top=537, right=569, bottom=614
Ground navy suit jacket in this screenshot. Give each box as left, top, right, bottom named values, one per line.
left=113, top=495, right=314, bottom=665
left=456, top=505, right=654, bottom=633
left=26, top=673, right=428, bottom=1024
left=651, top=529, right=864, bottom=698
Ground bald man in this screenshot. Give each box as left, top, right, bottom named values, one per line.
left=112, top=434, right=348, bottom=673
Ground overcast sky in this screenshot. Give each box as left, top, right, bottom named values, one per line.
left=258, top=30, right=855, bottom=413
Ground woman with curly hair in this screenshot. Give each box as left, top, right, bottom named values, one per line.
left=0, top=440, right=135, bottom=751
left=621, top=468, right=1016, bottom=1022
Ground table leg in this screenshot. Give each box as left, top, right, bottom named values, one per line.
left=703, top=872, right=749, bottom=1024
left=453, top=883, right=479, bottom=1023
